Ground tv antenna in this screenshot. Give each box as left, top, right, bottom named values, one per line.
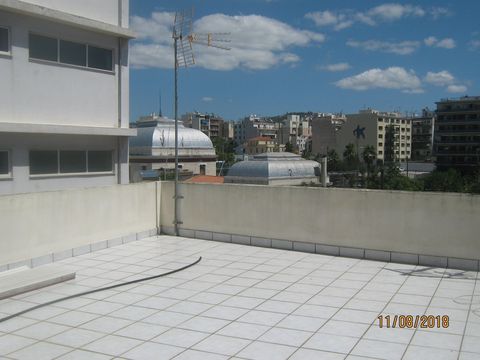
left=172, top=8, right=230, bottom=236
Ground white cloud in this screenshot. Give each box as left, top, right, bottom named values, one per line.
left=306, top=3, right=450, bottom=30
left=424, top=36, right=456, bottom=49
left=131, top=12, right=325, bottom=71
left=447, top=85, right=468, bottom=93
left=470, top=39, right=480, bottom=51
left=346, top=39, right=420, bottom=55
left=320, top=62, right=351, bottom=72
left=305, top=11, right=353, bottom=31
left=335, top=67, right=422, bottom=92
left=424, top=71, right=455, bottom=86
left=202, top=97, right=214, bottom=102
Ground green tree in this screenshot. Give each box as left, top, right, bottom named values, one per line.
left=423, top=169, right=466, bottom=192
left=343, top=143, right=357, bottom=169
left=285, top=142, right=294, bottom=152
left=362, top=145, right=376, bottom=168
left=327, top=149, right=340, bottom=171
left=212, top=137, right=235, bottom=165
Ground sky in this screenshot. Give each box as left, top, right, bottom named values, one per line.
left=129, top=0, right=480, bottom=122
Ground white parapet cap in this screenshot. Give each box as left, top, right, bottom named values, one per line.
left=0, top=0, right=136, bottom=39
left=0, top=122, right=137, bottom=136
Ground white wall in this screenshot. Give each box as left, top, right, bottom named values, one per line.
left=0, top=182, right=159, bottom=266
left=20, top=0, right=129, bottom=27
left=0, top=11, right=129, bottom=128
left=161, top=182, right=480, bottom=261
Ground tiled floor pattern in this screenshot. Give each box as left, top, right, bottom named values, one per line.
left=0, top=235, right=479, bottom=360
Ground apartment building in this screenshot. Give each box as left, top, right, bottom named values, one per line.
left=182, top=112, right=224, bottom=140
left=311, top=110, right=411, bottom=162
left=233, top=114, right=277, bottom=145
left=411, top=108, right=436, bottom=162
left=0, top=0, right=135, bottom=195
left=244, top=136, right=285, bottom=155
left=434, top=96, right=480, bottom=171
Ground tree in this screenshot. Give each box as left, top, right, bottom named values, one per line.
left=327, top=149, right=340, bottom=171
left=285, top=142, right=294, bottom=152
left=212, top=137, right=235, bottom=165
left=343, top=143, right=357, bottom=169
left=423, top=169, right=466, bottom=192
left=362, top=145, right=376, bottom=168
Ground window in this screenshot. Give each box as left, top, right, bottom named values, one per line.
left=60, top=40, right=86, bottom=66
left=0, top=151, right=10, bottom=176
left=30, top=150, right=113, bottom=175
left=378, top=134, right=383, bottom=139
left=29, top=33, right=58, bottom=62
left=88, top=151, right=113, bottom=172
left=378, top=126, right=383, bottom=131
left=0, top=26, right=9, bottom=54
left=60, top=151, right=86, bottom=173
left=30, top=150, right=58, bottom=175
left=29, top=33, right=113, bottom=72
left=88, top=45, right=113, bottom=71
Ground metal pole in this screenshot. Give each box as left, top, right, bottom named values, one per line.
left=174, top=37, right=180, bottom=236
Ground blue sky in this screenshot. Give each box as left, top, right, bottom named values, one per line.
left=129, top=0, right=480, bottom=122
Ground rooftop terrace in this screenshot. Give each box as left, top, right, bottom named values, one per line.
left=1, top=235, right=479, bottom=360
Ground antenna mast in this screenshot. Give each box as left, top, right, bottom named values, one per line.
left=172, top=8, right=230, bottom=236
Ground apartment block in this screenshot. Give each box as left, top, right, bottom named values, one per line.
left=182, top=112, right=224, bottom=140
left=434, top=96, right=480, bottom=171
left=411, top=108, right=436, bottom=162
left=311, top=110, right=411, bottom=162
left=0, top=0, right=135, bottom=195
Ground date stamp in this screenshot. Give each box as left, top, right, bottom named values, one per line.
left=377, top=315, right=449, bottom=328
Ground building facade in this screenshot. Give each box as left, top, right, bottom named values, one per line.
left=244, top=136, right=285, bottom=155
left=434, top=96, right=480, bottom=172
left=0, top=0, right=135, bottom=195
left=233, top=115, right=277, bottom=146
left=182, top=112, right=224, bottom=140
left=411, top=108, right=436, bottom=162
left=312, top=110, right=411, bottom=163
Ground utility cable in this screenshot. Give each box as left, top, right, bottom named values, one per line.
left=0, top=256, right=202, bottom=323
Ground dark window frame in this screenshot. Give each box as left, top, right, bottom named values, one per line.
left=0, top=25, right=10, bottom=55
left=29, top=149, right=115, bottom=176
left=28, top=32, right=115, bottom=73
left=0, top=150, right=11, bottom=177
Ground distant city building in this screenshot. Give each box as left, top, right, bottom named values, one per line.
left=181, top=112, right=224, bottom=140
left=276, top=114, right=312, bottom=153
left=312, top=110, right=411, bottom=162
left=222, top=121, right=234, bottom=140
left=411, top=108, right=436, bottom=162
left=311, top=113, right=347, bottom=156
left=0, top=0, right=135, bottom=195
left=234, top=115, right=277, bottom=145
left=434, top=96, right=480, bottom=172
left=225, top=152, right=320, bottom=185
left=245, top=136, right=285, bottom=155
left=129, top=115, right=216, bottom=181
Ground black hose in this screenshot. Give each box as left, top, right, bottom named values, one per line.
left=0, top=256, right=202, bottom=323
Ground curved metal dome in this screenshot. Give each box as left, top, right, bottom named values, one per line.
left=130, top=117, right=216, bottom=158
left=226, top=152, right=320, bottom=184
left=131, top=117, right=213, bottom=149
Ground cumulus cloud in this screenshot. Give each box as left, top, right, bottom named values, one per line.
left=335, top=67, right=422, bottom=93
left=306, top=3, right=450, bottom=30
left=424, top=71, right=455, bottom=86
left=130, top=12, right=325, bottom=71
left=346, top=39, right=420, bottom=55
left=424, top=71, right=467, bottom=93
left=469, top=39, right=480, bottom=51
left=447, top=85, right=467, bottom=93
left=424, top=36, right=456, bottom=49
left=320, top=62, right=351, bottom=72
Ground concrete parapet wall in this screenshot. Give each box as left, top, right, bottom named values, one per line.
left=0, top=182, right=161, bottom=267
left=161, top=182, right=480, bottom=267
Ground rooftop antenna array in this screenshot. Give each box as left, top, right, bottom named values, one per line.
left=172, top=8, right=230, bottom=236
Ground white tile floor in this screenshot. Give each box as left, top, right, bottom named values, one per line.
left=0, top=235, right=479, bottom=360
